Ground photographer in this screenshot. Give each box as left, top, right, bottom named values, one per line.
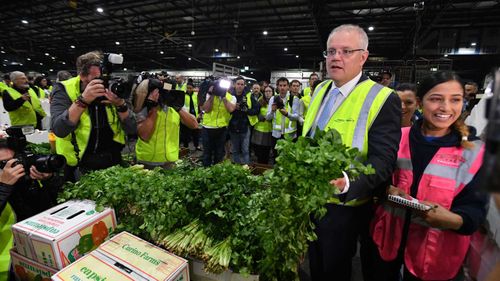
left=180, top=81, right=201, bottom=150
left=0, top=134, right=63, bottom=280
left=266, top=77, right=301, bottom=157
left=200, top=79, right=236, bottom=166
left=133, top=79, right=198, bottom=169
left=228, top=77, right=259, bottom=164
left=50, top=51, right=136, bottom=180
left=2, top=71, right=46, bottom=129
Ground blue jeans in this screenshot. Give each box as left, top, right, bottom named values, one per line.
left=202, top=127, right=227, bottom=166
left=230, top=128, right=250, bottom=164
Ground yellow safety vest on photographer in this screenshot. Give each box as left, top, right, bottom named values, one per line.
left=273, top=94, right=297, bottom=136
left=302, top=79, right=392, bottom=206
left=176, top=83, right=187, bottom=92
left=254, top=99, right=272, bottom=133
left=4, top=87, right=46, bottom=127
left=184, top=92, right=199, bottom=118
left=136, top=107, right=180, bottom=163
left=0, top=203, right=15, bottom=281
left=202, top=93, right=233, bottom=128
left=55, top=76, right=125, bottom=167
left=245, top=92, right=258, bottom=126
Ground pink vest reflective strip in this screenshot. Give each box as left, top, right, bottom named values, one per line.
left=371, top=127, right=485, bottom=280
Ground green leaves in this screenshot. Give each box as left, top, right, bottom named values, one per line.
left=59, top=129, right=373, bottom=280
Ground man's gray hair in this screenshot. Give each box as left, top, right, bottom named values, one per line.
left=327, top=24, right=369, bottom=50
left=9, top=71, right=25, bottom=81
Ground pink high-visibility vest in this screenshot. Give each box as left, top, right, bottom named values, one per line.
left=370, top=127, right=484, bottom=280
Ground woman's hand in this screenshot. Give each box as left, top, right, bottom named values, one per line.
left=418, top=201, right=463, bottom=230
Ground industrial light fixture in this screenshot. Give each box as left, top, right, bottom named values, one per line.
left=26, top=58, right=31, bottom=61
left=62, top=62, right=66, bottom=64
left=263, top=30, right=268, bottom=35
left=471, top=42, right=477, bottom=46
left=244, top=66, right=249, bottom=70
left=40, top=63, right=43, bottom=65
left=444, top=54, right=449, bottom=57
left=237, top=56, right=240, bottom=59
left=21, top=20, right=28, bottom=24
left=123, top=68, right=127, bottom=71
left=70, top=45, right=75, bottom=49
left=49, top=69, right=54, bottom=72
left=45, top=53, right=50, bottom=56
left=51, top=56, right=56, bottom=60
left=296, top=55, right=299, bottom=58
left=284, top=47, right=288, bottom=51
left=96, top=7, right=104, bottom=13
left=368, top=26, right=374, bottom=31
left=215, top=48, right=219, bottom=52
left=0, top=51, right=5, bottom=54
left=160, top=51, right=164, bottom=54
left=188, top=57, right=192, bottom=61
left=115, top=41, right=120, bottom=45
left=188, top=44, right=192, bottom=48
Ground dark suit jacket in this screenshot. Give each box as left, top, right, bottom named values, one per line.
left=311, top=75, right=402, bottom=202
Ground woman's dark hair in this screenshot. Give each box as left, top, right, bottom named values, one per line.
left=417, top=71, right=473, bottom=149
left=34, top=76, right=47, bottom=88
left=416, top=71, right=463, bottom=100
left=260, top=85, right=275, bottom=106
left=396, top=83, right=417, bottom=94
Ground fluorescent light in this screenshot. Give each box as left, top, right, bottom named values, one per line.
left=296, top=55, right=299, bottom=58
left=430, top=67, right=438, bottom=71
left=263, top=31, right=268, bottom=35
left=244, top=66, right=249, bottom=70
left=0, top=51, right=4, bottom=54
left=49, top=69, right=53, bottom=72
left=115, top=41, right=120, bottom=45
left=51, top=56, right=56, bottom=60
left=251, top=72, right=254, bottom=74
left=471, top=42, right=477, bottom=46
left=96, top=7, right=104, bottom=13
left=188, top=44, right=192, bottom=48
left=45, top=53, right=50, bottom=56
left=21, top=20, right=28, bottom=24
left=444, top=54, right=449, bottom=57
left=160, top=51, right=164, bottom=54
left=123, top=68, right=127, bottom=71
left=3, top=59, right=7, bottom=62
left=62, top=62, right=66, bottom=64
left=70, top=45, right=75, bottom=49
left=27, top=58, right=31, bottom=61
left=40, top=63, right=43, bottom=65
left=368, top=26, right=374, bottom=31
left=237, top=56, right=240, bottom=59
left=215, top=49, right=219, bottom=52
left=241, top=69, right=245, bottom=73
left=188, top=57, right=192, bottom=60
left=284, top=47, right=288, bottom=51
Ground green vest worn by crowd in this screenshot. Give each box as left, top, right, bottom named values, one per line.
left=183, top=92, right=199, bottom=117
left=55, top=76, right=125, bottom=167
left=0, top=203, right=15, bottom=281
left=136, top=107, right=181, bottom=164
left=202, top=93, right=233, bottom=128
left=254, top=98, right=272, bottom=133
left=5, top=87, right=46, bottom=127
left=302, top=79, right=392, bottom=206
left=273, top=93, right=297, bottom=136
left=176, top=83, right=187, bottom=92
left=244, top=92, right=258, bottom=126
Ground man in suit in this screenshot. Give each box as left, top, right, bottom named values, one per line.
left=303, top=24, right=401, bottom=281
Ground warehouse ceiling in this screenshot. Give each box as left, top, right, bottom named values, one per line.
left=0, top=0, right=499, bottom=76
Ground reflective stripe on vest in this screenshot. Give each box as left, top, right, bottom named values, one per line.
left=5, top=87, right=46, bottom=126
left=202, top=93, right=232, bottom=128
left=254, top=100, right=272, bottom=133
left=136, top=107, right=180, bottom=163
left=303, top=86, right=312, bottom=97
left=0, top=203, right=15, bottom=277
left=184, top=92, right=199, bottom=117
left=371, top=127, right=485, bottom=280
left=55, top=76, right=125, bottom=166
left=273, top=94, right=297, bottom=135
left=246, top=92, right=258, bottom=126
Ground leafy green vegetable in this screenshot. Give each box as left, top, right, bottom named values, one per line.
left=26, top=142, right=51, bottom=155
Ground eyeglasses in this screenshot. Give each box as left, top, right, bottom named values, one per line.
left=322, top=48, right=365, bottom=58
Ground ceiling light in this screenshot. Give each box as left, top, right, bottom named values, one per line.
left=263, top=30, right=268, bottom=35
left=96, top=7, right=104, bottom=13
left=123, top=68, right=127, bottom=71
left=250, top=72, right=254, bottom=74
left=160, top=51, right=164, bottom=54
left=296, top=55, right=299, bottom=58
left=40, top=63, right=43, bottom=65
left=368, top=26, right=374, bottom=31
left=20, top=63, right=23, bottom=66
left=51, top=56, right=56, bottom=60
left=62, top=62, right=66, bottom=64
left=471, top=42, right=477, bottom=46
left=3, top=59, right=7, bottom=62
left=241, top=69, right=245, bottom=73
left=188, top=57, right=192, bottom=61
left=45, top=53, right=50, bottom=56
left=49, top=69, right=54, bottom=72
left=444, top=54, right=449, bottom=57
left=70, top=45, right=75, bottom=49
left=115, top=41, right=120, bottom=45
left=27, top=58, right=31, bottom=61
left=2, top=64, right=5, bottom=67
left=188, top=44, right=192, bottom=48
left=215, top=49, right=219, bottom=52
left=21, top=20, right=28, bottom=24
left=191, top=30, right=195, bottom=36
left=284, top=47, right=288, bottom=51
left=237, top=56, right=240, bottom=59
left=244, top=66, right=249, bottom=70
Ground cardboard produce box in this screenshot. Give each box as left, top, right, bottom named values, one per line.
left=10, top=250, right=57, bottom=281
left=12, top=200, right=116, bottom=269
left=190, top=259, right=259, bottom=281
left=52, top=232, right=189, bottom=281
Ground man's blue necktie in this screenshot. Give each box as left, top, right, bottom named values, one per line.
left=317, top=87, right=341, bottom=131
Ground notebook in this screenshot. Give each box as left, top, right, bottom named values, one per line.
left=387, top=194, right=432, bottom=211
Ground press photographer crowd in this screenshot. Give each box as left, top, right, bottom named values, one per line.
left=0, top=24, right=500, bottom=281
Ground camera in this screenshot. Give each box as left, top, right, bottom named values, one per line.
left=95, top=53, right=131, bottom=101
left=0, top=126, right=66, bottom=178
left=239, top=95, right=248, bottom=112
left=209, top=79, right=231, bottom=97
left=131, top=78, right=185, bottom=113
left=273, top=96, right=285, bottom=110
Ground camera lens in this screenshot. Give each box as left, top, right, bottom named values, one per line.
left=34, top=155, right=66, bottom=173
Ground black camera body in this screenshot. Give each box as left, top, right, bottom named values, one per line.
left=273, top=96, right=285, bottom=110
left=95, top=53, right=131, bottom=102
left=0, top=126, right=66, bottom=177
left=239, top=95, right=248, bottom=112
left=140, top=78, right=185, bottom=111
